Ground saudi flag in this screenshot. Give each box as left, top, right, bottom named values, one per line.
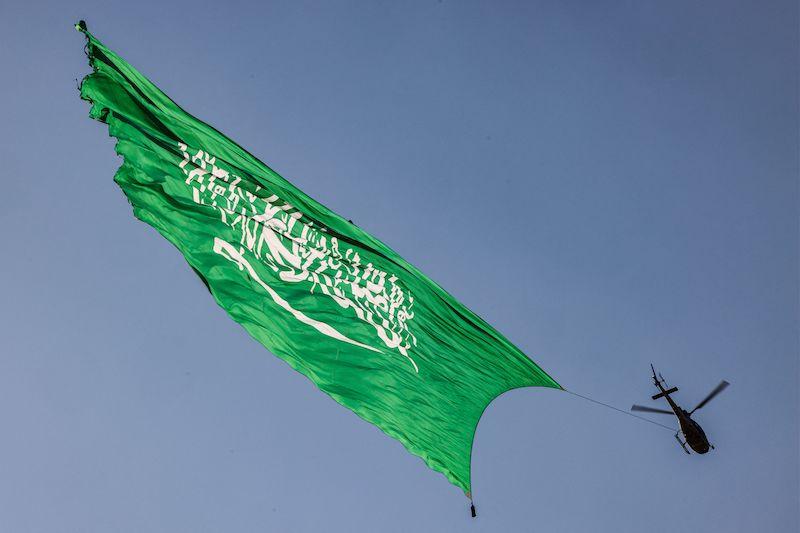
left=76, top=22, right=560, bottom=498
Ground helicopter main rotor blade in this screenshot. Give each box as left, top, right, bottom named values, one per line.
left=690, top=380, right=730, bottom=413
left=631, top=404, right=674, bottom=415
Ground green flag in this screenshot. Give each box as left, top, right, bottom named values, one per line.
left=76, top=22, right=560, bottom=497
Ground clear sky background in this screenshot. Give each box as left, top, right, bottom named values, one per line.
left=0, top=1, right=797, bottom=532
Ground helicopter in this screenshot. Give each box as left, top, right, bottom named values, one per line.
left=631, top=365, right=729, bottom=454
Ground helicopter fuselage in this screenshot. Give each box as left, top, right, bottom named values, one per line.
left=662, top=394, right=710, bottom=454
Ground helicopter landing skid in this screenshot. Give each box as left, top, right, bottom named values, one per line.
left=675, top=431, right=690, bottom=455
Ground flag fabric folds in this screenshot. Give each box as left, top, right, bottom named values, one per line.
left=76, top=23, right=560, bottom=497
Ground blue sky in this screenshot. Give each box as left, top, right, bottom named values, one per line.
left=0, top=1, right=797, bottom=531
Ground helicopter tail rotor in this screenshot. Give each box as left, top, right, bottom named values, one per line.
left=650, top=364, right=671, bottom=388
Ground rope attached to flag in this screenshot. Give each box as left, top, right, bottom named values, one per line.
left=563, top=389, right=676, bottom=431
